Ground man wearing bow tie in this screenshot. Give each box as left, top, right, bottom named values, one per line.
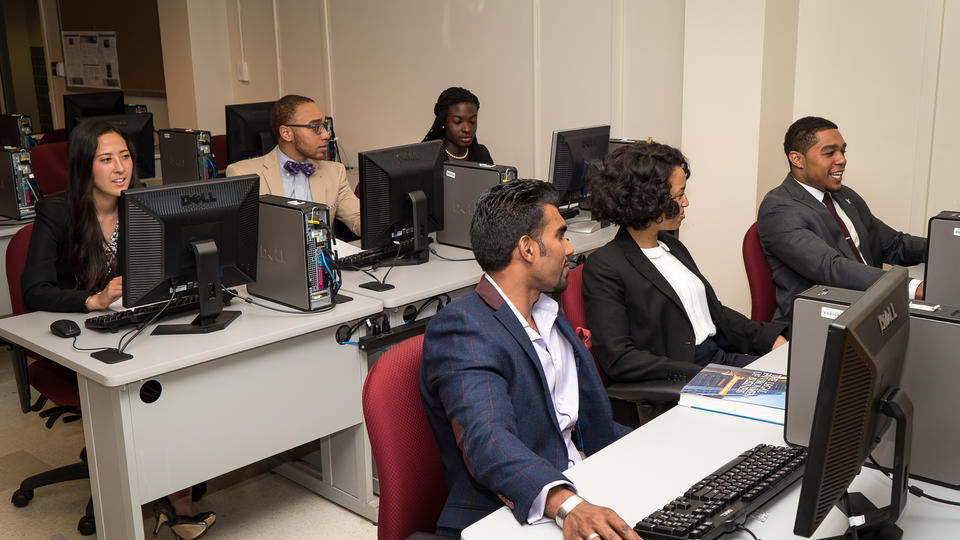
left=226, top=94, right=361, bottom=236
left=757, top=116, right=927, bottom=320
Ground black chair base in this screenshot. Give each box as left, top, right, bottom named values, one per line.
left=10, top=448, right=96, bottom=536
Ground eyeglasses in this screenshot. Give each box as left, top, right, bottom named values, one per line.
left=285, top=122, right=328, bottom=135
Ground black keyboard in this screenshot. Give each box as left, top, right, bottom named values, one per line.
left=338, top=238, right=418, bottom=268
left=635, top=444, right=807, bottom=540
left=84, top=293, right=234, bottom=332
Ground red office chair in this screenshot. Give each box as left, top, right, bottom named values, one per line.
left=742, top=222, right=777, bottom=323
left=561, top=264, right=684, bottom=427
left=362, top=334, right=447, bottom=540
left=211, top=134, right=227, bottom=172
left=4, top=225, right=96, bottom=535
left=37, top=128, right=67, bottom=145
left=30, top=141, right=69, bottom=196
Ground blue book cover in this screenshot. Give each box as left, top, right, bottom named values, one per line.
left=679, top=363, right=787, bottom=424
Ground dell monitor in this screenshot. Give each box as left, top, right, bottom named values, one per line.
left=225, top=101, right=276, bottom=165
left=357, top=140, right=444, bottom=288
left=63, top=91, right=124, bottom=136
left=794, top=266, right=912, bottom=539
left=84, top=113, right=156, bottom=179
left=548, top=125, right=611, bottom=207
left=118, top=175, right=259, bottom=337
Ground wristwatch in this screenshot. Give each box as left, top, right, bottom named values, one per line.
left=555, top=494, right=585, bottom=528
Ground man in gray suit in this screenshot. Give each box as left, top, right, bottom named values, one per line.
left=757, top=116, right=927, bottom=319
left=226, top=95, right=361, bottom=236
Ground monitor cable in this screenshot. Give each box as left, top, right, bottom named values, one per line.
left=116, top=290, right=178, bottom=354
left=868, top=454, right=960, bottom=506
left=428, top=248, right=475, bottom=262
left=223, top=288, right=334, bottom=314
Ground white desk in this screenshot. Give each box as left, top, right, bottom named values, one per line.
left=463, top=346, right=960, bottom=539
left=0, top=221, right=30, bottom=316
left=0, top=290, right=384, bottom=538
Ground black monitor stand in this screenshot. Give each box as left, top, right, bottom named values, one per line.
left=824, top=388, right=912, bottom=540
left=358, top=190, right=430, bottom=292
left=152, top=240, right=241, bottom=335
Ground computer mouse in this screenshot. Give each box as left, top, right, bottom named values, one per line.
left=50, top=319, right=81, bottom=338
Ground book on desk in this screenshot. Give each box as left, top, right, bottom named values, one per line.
left=678, top=363, right=786, bottom=425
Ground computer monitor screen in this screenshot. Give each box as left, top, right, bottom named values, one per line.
left=548, top=125, right=610, bottom=206
left=225, top=101, right=276, bottom=165
left=793, top=267, right=912, bottom=538
left=358, top=140, right=444, bottom=253
left=63, top=91, right=124, bottom=136
left=118, top=175, right=259, bottom=334
left=84, top=113, right=156, bottom=179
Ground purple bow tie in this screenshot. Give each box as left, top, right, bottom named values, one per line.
left=283, top=160, right=316, bottom=177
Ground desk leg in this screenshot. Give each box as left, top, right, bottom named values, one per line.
left=77, top=376, right=144, bottom=539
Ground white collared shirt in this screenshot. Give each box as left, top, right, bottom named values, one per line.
left=483, top=274, right=581, bottom=524
left=276, top=147, right=313, bottom=201
left=640, top=242, right=716, bottom=345
left=792, top=177, right=921, bottom=298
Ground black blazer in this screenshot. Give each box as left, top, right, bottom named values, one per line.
left=582, top=228, right=785, bottom=384
left=21, top=194, right=93, bottom=313
left=758, top=176, right=927, bottom=318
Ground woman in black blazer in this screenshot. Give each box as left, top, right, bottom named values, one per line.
left=422, top=86, right=494, bottom=164
left=22, top=120, right=217, bottom=539
left=582, top=142, right=787, bottom=384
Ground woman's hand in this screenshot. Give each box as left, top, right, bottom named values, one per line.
left=87, top=276, right=123, bottom=310
left=772, top=335, right=788, bottom=350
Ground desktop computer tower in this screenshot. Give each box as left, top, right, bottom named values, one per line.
left=124, top=103, right=148, bottom=114
left=0, top=147, right=38, bottom=220
left=438, top=161, right=517, bottom=249
left=786, top=285, right=960, bottom=488
left=248, top=195, right=336, bottom=311
left=923, top=210, right=960, bottom=307
left=159, top=129, right=215, bottom=183
left=0, top=114, right=33, bottom=148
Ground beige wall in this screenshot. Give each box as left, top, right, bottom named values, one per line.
left=928, top=1, right=960, bottom=216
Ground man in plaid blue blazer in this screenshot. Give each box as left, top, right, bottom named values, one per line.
left=420, top=180, right=637, bottom=539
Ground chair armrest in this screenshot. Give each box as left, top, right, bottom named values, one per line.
left=2, top=339, right=32, bottom=413
left=605, top=380, right=685, bottom=403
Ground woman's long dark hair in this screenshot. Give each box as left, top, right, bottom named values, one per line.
left=422, top=86, right=483, bottom=150
left=66, top=120, right=140, bottom=291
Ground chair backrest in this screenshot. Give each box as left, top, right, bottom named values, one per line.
left=211, top=134, right=227, bottom=172
left=6, top=224, right=34, bottom=316
left=742, top=221, right=777, bottom=323
left=37, top=128, right=66, bottom=145
left=559, top=264, right=607, bottom=384
left=362, top=334, right=446, bottom=540
left=30, top=141, right=69, bottom=196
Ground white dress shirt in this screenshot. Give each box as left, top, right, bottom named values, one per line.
left=640, top=242, right=717, bottom=345
left=793, top=178, right=921, bottom=298
left=276, top=147, right=313, bottom=201
left=484, top=274, right=581, bottom=524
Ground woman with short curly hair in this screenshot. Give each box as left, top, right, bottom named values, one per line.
left=582, top=142, right=787, bottom=388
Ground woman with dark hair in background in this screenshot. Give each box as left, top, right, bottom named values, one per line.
left=22, top=120, right=216, bottom=540
left=423, top=86, right=494, bottom=164
left=582, top=142, right=787, bottom=387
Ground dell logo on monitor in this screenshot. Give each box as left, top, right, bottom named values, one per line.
left=877, top=303, right=899, bottom=335
left=180, top=192, right=218, bottom=206
left=394, top=150, right=420, bottom=162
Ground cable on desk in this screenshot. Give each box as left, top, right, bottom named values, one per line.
left=71, top=336, right=111, bottom=353
left=735, top=524, right=760, bottom=540
left=224, top=288, right=334, bottom=314
left=117, top=290, right=177, bottom=353
left=868, top=454, right=960, bottom=506
left=336, top=319, right=365, bottom=345
left=428, top=248, right=475, bottom=262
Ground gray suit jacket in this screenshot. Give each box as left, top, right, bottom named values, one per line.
left=226, top=146, right=361, bottom=236
left=757, top=175, right=926, bottom=319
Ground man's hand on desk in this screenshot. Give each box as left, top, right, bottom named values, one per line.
left=546, top=487, right=641, bottom=540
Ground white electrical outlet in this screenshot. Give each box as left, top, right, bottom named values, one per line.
left=237, top=62, right=250, bottom=82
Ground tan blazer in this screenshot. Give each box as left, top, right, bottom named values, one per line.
left=226, top=146, right=362, bottom=236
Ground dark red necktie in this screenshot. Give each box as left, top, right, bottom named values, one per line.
left=822, top=193, right=865, bottom=264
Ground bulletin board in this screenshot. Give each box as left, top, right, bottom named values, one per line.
left=59, top=0, right=166, bottom=96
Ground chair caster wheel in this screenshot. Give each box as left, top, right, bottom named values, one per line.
left=78, top=515, right=96, bottom=535
left=11, top=489, right=33, bottom=507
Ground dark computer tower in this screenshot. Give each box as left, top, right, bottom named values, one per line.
left=923, top=210, right=960, bottom=306
left=159, top=129, right=215, bottom=183
left=0, top=147, right=38, bottom=220
left=0, top=115, right=33, bottom=149
left=786, top=285, right=960, bottom=488
left=438, top=161, right=517, bottom=249
left=248, top=195, right=336, bottom=311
